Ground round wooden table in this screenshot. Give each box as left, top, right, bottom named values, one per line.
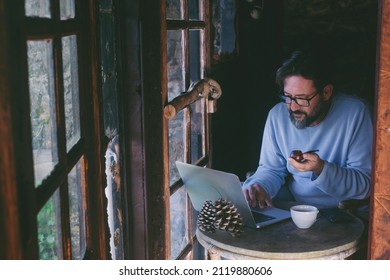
left=196, top=214, right=365, bottom=260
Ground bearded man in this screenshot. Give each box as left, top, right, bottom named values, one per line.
left=243, top=50, right=373, bottom=209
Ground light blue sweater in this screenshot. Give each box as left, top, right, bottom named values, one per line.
left=243, top=93, right=373, bottom=208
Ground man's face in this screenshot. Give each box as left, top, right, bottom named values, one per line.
left=283, top=75, right=327, bottom=129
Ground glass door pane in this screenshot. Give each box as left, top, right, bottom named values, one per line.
left=62, top=35, right=81, bottom=151
left=189, top=29, right=204, bottom=163
left=189, top=0, right=203, bottom=20
left=167, top=29, right=186, bottom=184
left=190, top=100, right=204, bottom=163
left=166, top=0, right=184, bottom=20
left=168, top=110, right=186, bottom=184
left=25, top=0, right=51, bottom=18
left=68, top=159, right=86, bottom=259
left=170, top=187, right=189, bottom=259
left=27, top=40, right=58, bottom=187
left=189, top=29, right=202, bottom=83
left=37, top=189, right=62, bottom=259
left=60, top=0, right=75, bottom=19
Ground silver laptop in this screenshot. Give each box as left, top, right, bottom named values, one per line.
left=176, top=161, right=291, bottom=229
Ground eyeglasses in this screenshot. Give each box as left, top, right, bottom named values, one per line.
left=279, top=90, right=321, bottom=107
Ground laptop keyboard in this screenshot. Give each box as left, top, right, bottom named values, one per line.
left=252, top=211, right=275, bottom=223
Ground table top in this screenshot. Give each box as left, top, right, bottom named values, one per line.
left=196, top=213, right=365, bottom=260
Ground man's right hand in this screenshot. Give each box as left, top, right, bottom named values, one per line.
left=243, top=184, right=274, bottom=208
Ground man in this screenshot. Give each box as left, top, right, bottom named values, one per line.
left=243, top=50, right=373, bottom=209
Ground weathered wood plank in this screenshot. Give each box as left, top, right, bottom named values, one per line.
left=369, top=0, right=390, bottom=260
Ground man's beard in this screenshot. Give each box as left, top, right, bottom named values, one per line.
left=289, top=98, right=327, bottom=129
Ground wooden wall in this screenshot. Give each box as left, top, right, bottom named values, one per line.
left=369, top=0, right=390, bottom=260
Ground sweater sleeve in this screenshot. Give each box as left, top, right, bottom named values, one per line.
left=311, top=102, right=373, bottom=200
left=243, top=109, right=289, bottom=197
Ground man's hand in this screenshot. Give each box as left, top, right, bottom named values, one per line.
left=243, top=184, right=274, bottom=208
left=288, top=152, right=324, bottom=176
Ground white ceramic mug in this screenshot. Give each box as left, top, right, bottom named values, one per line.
left=290, top=205, right=319, bottom=229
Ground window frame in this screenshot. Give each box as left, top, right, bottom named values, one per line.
left=0, top=0, right=108, bottom=259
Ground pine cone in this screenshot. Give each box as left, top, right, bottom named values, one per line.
left=197, top=200, right=216, bottom=233
left=198, top=199, right=244, bottom=237
left=214, top=199, right=244, bottom=237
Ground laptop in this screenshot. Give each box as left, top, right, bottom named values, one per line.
left=176, top=161, right=291, bottom=229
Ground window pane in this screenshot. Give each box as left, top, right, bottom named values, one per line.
left=27, top=40, right=58, bottom=187
left=167, top=30, right=185, bottom=102
left=62, top=35, right=81, bottom=151
left=37, top=189, right=62, bottom=259
left=190, top=100, right=204, bottom=163
left=189, top=30, right=204, bottom=163
left=189, top=0, right=203, bottom=20
left=170, top=187, right=189, bottom=259
left=168, top=110, right=185, bottom=184
left=167, top=29, right=186, bottom=183
left=25, top=0, right=51, bottom=18
left=60, top=0, right=75, bottom=19
left=68, top=158, right=86, bottom=260
left=166, top=0, right=184, bottom=20
left=189, top=29, right=202, bottom=83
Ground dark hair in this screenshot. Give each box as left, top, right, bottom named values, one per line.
left=275, top=50, right=332, bottom=91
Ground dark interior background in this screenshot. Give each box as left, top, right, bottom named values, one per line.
left=211, top=0, right=378, bottom=180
